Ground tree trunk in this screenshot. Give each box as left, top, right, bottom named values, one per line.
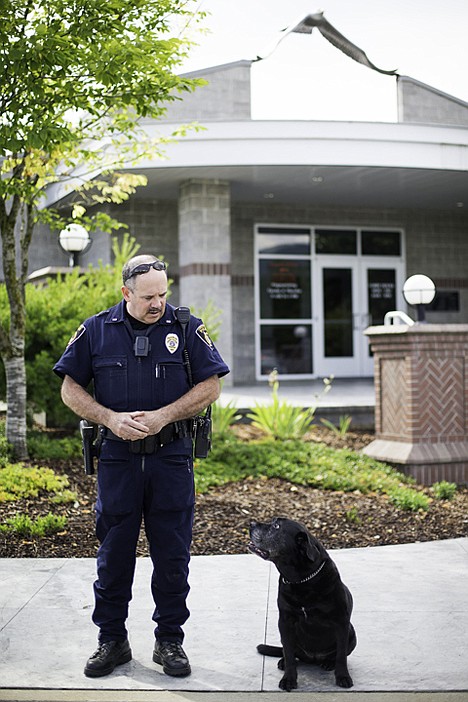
left=5, top=346, right=28, bottom=461
left=0, top=193, right=30, bottom=460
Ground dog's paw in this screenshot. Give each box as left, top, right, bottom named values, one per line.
left=336, top=673, right=353, bottom=688
left=277, top=657, right=285, bottom=670
left=320, top=659, right=335, bottom=671
left=279, top=674, right=297, bottom=691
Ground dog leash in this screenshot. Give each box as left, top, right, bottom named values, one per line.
left=281, top=560, right=326, bottom=585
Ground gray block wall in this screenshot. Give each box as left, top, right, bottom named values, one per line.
left=151, top=61, right=252, bottom=123
left=398, top=75, right=468, bottom=126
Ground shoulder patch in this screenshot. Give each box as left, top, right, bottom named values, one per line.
left=195, top=324, right=213, bottom=348
left=67, top=324, right=86, bottom=347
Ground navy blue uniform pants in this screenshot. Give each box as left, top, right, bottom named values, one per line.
left=92, top=437, right=195, bottom=644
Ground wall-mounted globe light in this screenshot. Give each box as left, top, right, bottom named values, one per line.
left=58, top=224, right=91, bottom=267
left=402, top=274, right=436, bottom=323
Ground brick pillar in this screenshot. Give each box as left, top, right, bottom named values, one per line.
left=363, top=324, right=468, bottom=485
left=178, top=179, right=233, bottom=385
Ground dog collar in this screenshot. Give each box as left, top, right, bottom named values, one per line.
left=281, top=560, right=326, bottom=585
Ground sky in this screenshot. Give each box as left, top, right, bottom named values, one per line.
left=179, top=0, right=468, bottom=122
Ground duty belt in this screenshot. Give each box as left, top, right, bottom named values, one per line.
left=101, top=420, right=193, bottom=454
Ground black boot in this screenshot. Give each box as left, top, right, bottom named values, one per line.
left=153, top=640, right=191, bottom=677
left=84, top=640, right=132, bottom=678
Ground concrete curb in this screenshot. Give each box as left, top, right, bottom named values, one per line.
left=1, top=690, right=468, bottom=702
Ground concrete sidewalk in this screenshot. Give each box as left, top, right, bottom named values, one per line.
left=1, top=539, right=467, bottom=699
left=220, top=377, right=375, bottom=409
left=219, top=377, right=375, bottom=429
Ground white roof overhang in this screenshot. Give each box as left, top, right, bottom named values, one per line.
left=45, top=120, right=468, bottom=210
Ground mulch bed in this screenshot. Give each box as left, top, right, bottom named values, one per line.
left=1, top=428, right=467, bottom=558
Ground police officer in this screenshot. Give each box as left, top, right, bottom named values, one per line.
left=53, top=254, right=229, bottom=679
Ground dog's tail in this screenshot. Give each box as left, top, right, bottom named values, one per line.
left=257, top=643, right=283, bottom=657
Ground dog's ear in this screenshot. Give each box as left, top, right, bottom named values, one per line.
left=295, top=531, right=320, bottom=561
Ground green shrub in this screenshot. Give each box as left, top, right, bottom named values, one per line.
left=211, top=400, right=242, bottom=437
left=320, top=414, right=352, bottom=437
left=247, top=370, right=314, bottom=440
left=50, top=489, right=78, bottom=504
left=0, top=267, right=119, bottom=427
left=192, top=299, right=222, bottom=343
left=0, top=418, right=12, bottom=468
left=345, top=506, right=361, bottom=524
left=194, top=436, right=424, bottom=510
left=27, top=431, right=81, bottom=461
left=0, top=463, right=70, bottom=502
left=247, top=402, right=313, bottom=441
left=388, top=487, right=430, bottom=511
left=0, top=512, right=67, bottom=536
left=432, top=481, right=457, bottom=501
left=246, top=371, right=335, bottom=441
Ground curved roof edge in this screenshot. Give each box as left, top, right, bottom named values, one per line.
left=141, top=119, right=468, bottom=171
left=43, top=119, right=468, bottom=208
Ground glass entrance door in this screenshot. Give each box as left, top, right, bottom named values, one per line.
left=361, top=264, right=402, bottom=375
left=314, top=260, right=404, bottom=377
left=314, top=260, right=361, bottom=376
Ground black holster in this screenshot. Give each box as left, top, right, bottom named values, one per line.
left=80, top=420, right=98, bottom=475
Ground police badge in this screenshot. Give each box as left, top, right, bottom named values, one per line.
left=165, top=333, right=179, bottom=354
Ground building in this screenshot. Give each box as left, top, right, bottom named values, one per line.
left=33, top=60, right=468, bottom=387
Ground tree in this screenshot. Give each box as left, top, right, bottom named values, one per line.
left=0, top=0, right=205, bottom=458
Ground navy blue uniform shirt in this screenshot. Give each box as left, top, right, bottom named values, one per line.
left=53, top=300, right=229, bottom=410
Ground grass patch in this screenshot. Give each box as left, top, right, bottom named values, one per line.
left=432, top=481, right=457, bottom=501
left=0, top=512, right=67, bottom=536
left=388, top=487, right=430, bottom=511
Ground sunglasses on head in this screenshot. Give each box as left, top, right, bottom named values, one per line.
left=123, top=260, right=167, bottom=283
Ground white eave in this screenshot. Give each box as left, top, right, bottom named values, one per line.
left=44, top=119, right=468, bottom=209
left=152, top=120, right=468, bottom=170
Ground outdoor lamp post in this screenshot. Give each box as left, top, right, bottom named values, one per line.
left=402, top=274, right=436, bottom=323
left=58, top=224, right=91, bottom=267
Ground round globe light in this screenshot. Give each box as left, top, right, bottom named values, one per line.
left=403, top=275, right=436, bottom=306
left=58, top=224, right=91, bottom=267
left=59, top=223, right=90, bottom=253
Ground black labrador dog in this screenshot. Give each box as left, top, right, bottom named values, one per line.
left=249, top=517, right=356, bottom=691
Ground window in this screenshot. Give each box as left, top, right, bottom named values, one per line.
left=362, top=230, right=401, bottom=256
left=259, top=259, right=311, bottom=319
left=315, top=229, right=357, bottom=255
left=260, top=324, right=313, bottom=375
left=257, top=227, right=310, bottom=255
left=427, top=290, right=460, bottom=312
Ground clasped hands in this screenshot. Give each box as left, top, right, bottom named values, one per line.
left=109, top=410, right=168, bottom=441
